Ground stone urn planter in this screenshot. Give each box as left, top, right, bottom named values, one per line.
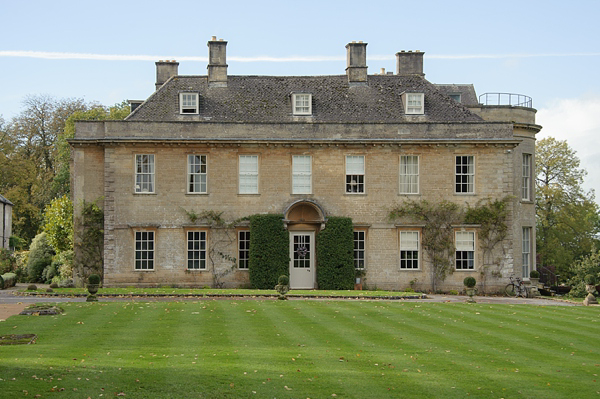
left=583, top=275, right=598, bottom=306
left=463, top=277, right=477, bottom=303
left=275, top=275, right=290, bottom=300
left=86, top=274, right=101, bottom=302
left=529, top=270, right=541, bottom=297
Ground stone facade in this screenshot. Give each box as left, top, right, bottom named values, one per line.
left=0, top=194, right=13, bottom=249
left=70, top=38, right=541, bottom=292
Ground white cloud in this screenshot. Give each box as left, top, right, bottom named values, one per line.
left=537, top=94, right=600, bottom=197
left=1, top=50, right=599, bottom=62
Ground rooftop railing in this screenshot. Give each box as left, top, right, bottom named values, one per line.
left=478, top=93, right=532, bottom=108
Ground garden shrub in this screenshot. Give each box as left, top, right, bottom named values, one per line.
left=567, top=248, right=600, bottom=298
left=27, top=284, right=37, bottom=291
left=316, top=217, right=355, bottom=290
left=52, top=250, right=74, bottom=281
left=0, top=272, right=17, bottom=289
left=248, top=214, right=288, bottom=289
left=0, top=248, right=16, bottom=274
left=27, top=232, right=55, bottom=282
left=13, top=251, right=29, bottom=282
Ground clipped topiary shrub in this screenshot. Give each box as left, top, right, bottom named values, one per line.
left=88, top=274, right=101, bottom=285
left=278, top=275, right=289, bottom=286
left=27, top=284, right=37, bottom=291
left=530, top=270, right=540, bottom=279
left=316, top=217, right=355, bottom=290
left=248, top=214, right=288, bottom=289
left=0, top=272, right=17, bottom=289
left=463, top=276, right=477, bottom=288
left=49, top=282, right=59, bottom=289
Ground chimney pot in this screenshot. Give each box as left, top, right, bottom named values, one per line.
left=207, top=37, right=228, bottom=87
left=155, top=60, right=179, bottom=90
left=346, top=41, right=368, bottom=85
left=396, top=50, right=425, bottom=76
left=211, top=35, right=217, bottom=41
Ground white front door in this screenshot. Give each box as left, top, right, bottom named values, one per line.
left=289, top=231, right=315, bottom=289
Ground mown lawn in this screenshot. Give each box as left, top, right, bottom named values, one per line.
left=23, top=287, right=418, bottom=297
left=0, top=300, right=598, bottom=398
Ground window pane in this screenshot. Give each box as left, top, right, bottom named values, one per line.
left=135, top=154, right=155, bottom=193
left=239, top=156, right=258, bottom=194
left=400, top=155, right=419, bottom=194
left=354, top=231, right=365, bottom=270
left=187, top=231, right=207, bottom=270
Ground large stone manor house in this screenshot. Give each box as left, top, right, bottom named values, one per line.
left=70, top=37, right=540, bottom=291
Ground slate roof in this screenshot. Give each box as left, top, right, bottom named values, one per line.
left=0, top=194, right=13, bottom=206
left=435, top=84, right=479, bottom=106
left=126, top=74, right=483, bottom=124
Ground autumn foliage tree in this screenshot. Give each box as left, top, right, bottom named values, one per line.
left=536, top=137, right=600, bottom=281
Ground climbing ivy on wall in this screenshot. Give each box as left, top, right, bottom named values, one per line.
left=74, top=198, right=104, bottom=286
left=248, top=214, right=289, bottom=289
left=316, top=216, right=355, bottom=290
left=389, top=198, right=510, bottom=292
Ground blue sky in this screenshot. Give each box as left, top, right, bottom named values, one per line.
left=2, top=0, right=599, bottom=195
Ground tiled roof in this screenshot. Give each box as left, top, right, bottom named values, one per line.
left=127, top=75, right=483, bottom=123
left=0, top=194, right=13, bottom=206
left=435, top=84, right=479, bottom=106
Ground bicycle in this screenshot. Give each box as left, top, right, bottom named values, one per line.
left=504, top=275, right=528, bottom=298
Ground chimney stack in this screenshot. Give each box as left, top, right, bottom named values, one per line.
left=155, top=60, right=179, bottom=90
left=346, top=41, right=368, bottom=85
left=395, top=51, right=425, bottom=76
left=207, top=36, right=228, bottom=87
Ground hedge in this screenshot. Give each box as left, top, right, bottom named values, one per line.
left=0, top=272, right=17, bottom=289
left=316, top=216, right=355, bottom=290
left=248, top=214, right=289, bottom=289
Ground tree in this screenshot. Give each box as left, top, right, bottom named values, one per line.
left=1, top=97, right=129, bottom=245
left=43, top=195, right=74, bottom=253
left=536, top=137, right=600, bottom=281
left=54, top=101, right=130, bottom=195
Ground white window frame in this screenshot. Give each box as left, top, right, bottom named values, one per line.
left=522, top=154, right=532, bottom=201
left=187, top=155, right=207, bottom=194
left=134, top=230, right=155, bottom=270
left=180, top=93, right=199, bottom=114
left=455, top=231, right=475, bottom=270
left=135, top=154, right=155, bottom=193
left=239, top=155, right=259, bottom=194
left=238, top=230, right=250, bottom=270
left=187, top=230, right=207, bottom=270
left=292, top=93, right=312, bottom=115
left=354, top=230, right=366, bottom=270
left=399, top=155, right=419, bottom=194
left=455, top=155, right=475, bottom=194
left=399, top=231, right=420, bottom=270
left=405, top=93, right=424, bottom=114
left=522, top=227, right=531, bottom=278
left=292, top=155, right=312, bottom=194
left=346, top=155, right=365, bottom=194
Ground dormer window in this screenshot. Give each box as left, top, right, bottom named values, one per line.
left=449, top=93, right=462, bottom=103
left=180, top=93, right=199, bottom=114
left=404, top=92, right=424, bottom=115
left=292, top=93, right=312, bottom=115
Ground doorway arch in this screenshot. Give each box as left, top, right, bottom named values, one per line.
left=283, top=200, right=327, bottom=289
